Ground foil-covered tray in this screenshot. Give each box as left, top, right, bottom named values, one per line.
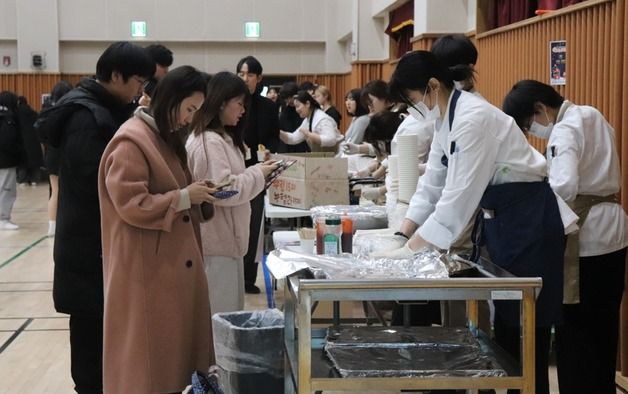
left=326, top=326, right=478, bottom=348
left=324, top=326, right=506, bottom=378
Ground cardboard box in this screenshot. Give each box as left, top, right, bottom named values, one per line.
left=273, top=152, right=348, bottom=180
left=268, top=177, right=349, bottom=209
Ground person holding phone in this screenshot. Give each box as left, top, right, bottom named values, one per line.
left=186, top=71, right=278, bottom=313
left=98, top=65, right=215, bottom=394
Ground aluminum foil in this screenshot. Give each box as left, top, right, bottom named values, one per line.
left=310, top=205, right=388, bottom=230
left=324, top=326, right=506, bottom=378
left=326, top=326, right=478, bottom=348
left=265, top=249, right=449, bottom=280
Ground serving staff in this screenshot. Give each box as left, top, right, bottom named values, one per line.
left=279, top=90, right=343, bottom=153
left=374, top=51, right=565, bottom=394
left=504, top=79, right=628, bottom=394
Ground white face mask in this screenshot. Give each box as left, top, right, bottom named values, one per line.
left=528, top=108, right=554, bottom=139
left=408, top=86, right=440, bottom=122
left=454, top=81, right=464, bottom=91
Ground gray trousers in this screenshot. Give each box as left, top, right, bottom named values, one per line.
left=0, top=167, right=17, bottom=220
left=204, top=255, right=245, bottom=315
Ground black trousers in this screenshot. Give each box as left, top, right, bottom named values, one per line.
left=555, top=247, right=626, bottom=394
left=493, top=317, right=552, bottom=394
left=69, top=315, right=103, bottom=394
left=244, top=191, right=265, bottom=286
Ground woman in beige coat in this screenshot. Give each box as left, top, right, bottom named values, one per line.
left=98, top=66, right=216, bottom=393
left=187, top=71, right=278, bottom=314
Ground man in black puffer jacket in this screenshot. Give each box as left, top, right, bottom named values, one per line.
left=36, top=41, right=154, bottom=394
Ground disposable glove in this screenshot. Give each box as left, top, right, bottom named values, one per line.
left=370, top=243, right=416, bottom=259
left=361, top=186, right=384, bottom=201
left=342, top=142, right=360, bottom=155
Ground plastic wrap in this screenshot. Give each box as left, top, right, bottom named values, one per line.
left=212, top=309, right=284, bottom=377
left=265, top=249, right=449, bottom=280
left=310, top=205, right=388, bottom=230
left=324, top=326, right=506, bottom=378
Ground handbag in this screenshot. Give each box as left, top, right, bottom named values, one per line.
left=190, top=368, right=224, bottom=394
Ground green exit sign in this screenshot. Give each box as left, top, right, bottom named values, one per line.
left=131, top=21, right=147, bottom=38
left=244, top=22, right=260, bottom=38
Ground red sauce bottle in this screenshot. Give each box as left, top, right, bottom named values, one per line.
left=341, top=215, right=353, bottom=254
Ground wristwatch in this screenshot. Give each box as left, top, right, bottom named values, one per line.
left=394, top=231, right=409, bottom=240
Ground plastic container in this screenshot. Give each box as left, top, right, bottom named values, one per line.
left=323, top=217, right=342, bottom=255
left=341, top=215, right=353, bottom=254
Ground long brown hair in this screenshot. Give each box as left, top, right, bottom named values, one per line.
left=191, top=71, right=249, bottom=154
left=149, top=65, right=207, bottom=167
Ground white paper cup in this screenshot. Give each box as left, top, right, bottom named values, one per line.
left=257, top=151, right=266, bottom=162
left=300, top=239, right=315, bottom=254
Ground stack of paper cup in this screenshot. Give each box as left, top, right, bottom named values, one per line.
left=387, top=155, right=399, bottom=192
left=397, top=134, right=420, bottom=203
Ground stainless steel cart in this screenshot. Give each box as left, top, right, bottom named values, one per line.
left=283, top=260, right=542, bottom=393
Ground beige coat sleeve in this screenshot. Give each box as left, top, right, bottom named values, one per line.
left=101, top=139, right=182, bottom=232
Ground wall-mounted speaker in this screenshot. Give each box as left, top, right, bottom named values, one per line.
left=31, top=52, right=45, bottom=69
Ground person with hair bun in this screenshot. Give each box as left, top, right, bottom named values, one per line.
left=431, top=34, right=479, bottom=94
left=279, top=90, right=343, bottom=152
left=374, top=50, right=568, bottom=394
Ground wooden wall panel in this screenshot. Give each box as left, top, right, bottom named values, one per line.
left=0, top=73, right=86, bottom=111
left=476, top=0, right=628, bottom=377
left=297, top=61, right=385, bottom=134
left=410, top=34, right=441, bottom=51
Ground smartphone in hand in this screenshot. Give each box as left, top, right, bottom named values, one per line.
left=212, top=190, right=239, bottom=199
left=265, top=159, right=297, bottom=189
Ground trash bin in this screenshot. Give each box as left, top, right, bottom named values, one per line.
left=212, top=309, right=284, bottom=394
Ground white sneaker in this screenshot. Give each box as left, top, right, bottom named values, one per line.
left=0, top=220, right=19, bottom=230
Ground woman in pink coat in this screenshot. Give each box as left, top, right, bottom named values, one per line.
left=98, top=66, right=216, bottom=393
left=186, top=72, right=278, bottom=314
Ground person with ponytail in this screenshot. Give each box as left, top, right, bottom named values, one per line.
left=279, top=90, right=343, bottom=152
left=431, top=34, right=479, bottom=95
left=373, top=50, right=568, bottom=394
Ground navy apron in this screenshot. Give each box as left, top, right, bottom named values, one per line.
left=473, top=181, right=565, bottom=327
left=433, top=89, right=565, bottom=327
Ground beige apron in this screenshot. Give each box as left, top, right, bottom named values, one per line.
left=563, top=194, right=619, bottom=303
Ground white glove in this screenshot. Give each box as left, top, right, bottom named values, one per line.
left=343, top=142, right=360, bottom=155
left=356, top=168, right=371, bottom=178
left=370, top=243, right=416, bottom=259
left=361, top=186, right=383, bottom=201
left=368, top=234, right=408, bottom=254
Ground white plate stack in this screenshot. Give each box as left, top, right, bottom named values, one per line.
left=397, top=134, right=420, bottom=203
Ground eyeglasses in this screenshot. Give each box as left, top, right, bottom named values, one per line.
left=132, top=76, right=149, bottom=87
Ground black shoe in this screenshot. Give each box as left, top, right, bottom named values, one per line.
left=245, top=284, right=261, bottom=294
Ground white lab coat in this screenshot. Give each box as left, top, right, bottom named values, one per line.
left=406, top=90, right=547, bottom=249
left=546, top=101, right=628, bottom=256
left=282, top=109, right=343, bottom=148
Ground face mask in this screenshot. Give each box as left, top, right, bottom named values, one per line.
left=528, top=108, right=554, bottom=139
left=528, top=121, right=553, bottom=139
left=454, top=81, right=464, bottom=91
left=408, top=86, right=440, bottom=122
